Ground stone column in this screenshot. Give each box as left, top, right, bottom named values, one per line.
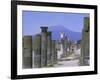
left=80, top=17, right=90, bottom=66
left=47, top=32, right=52, bottom=66
left=32, top=34, right=41, bottom=68
left=23, top=36, right=32, bottom=68
left=56, top=40, right=61, bottom=60
left=41, top=27, right=48, bottom=67
left=64, top=37, right=69, bottom=54
left=52, top=40, right=57, bottom=64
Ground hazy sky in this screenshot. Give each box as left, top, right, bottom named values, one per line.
left=22, top=11, right=89, bottom=35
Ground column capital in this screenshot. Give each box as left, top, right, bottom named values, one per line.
left=40, top=26, right=48, bottom=32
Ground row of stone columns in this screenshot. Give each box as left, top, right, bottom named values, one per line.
left=22, top=27, right=58, bottom=68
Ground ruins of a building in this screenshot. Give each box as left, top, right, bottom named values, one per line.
left=23, top=27, right=57, bottom=68
left=57, top=32, right=75, bottom=59
left=22, top=17, right=90, bottom=68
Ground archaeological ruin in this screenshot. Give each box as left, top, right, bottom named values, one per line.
left=22, top=17, right=90, bottom=68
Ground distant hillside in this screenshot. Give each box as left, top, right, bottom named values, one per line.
left=48, top=25, right=82, bottom=41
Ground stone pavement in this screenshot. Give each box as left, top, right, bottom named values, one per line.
left=53, top=49, right=81, bottom=67
left=53, top=59, right=79, bottom=67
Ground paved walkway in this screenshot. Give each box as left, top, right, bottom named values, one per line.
left=53, top=49, right=81, bottom=67
left=54, top=59, right=79, bottom=67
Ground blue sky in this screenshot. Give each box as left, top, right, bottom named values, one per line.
left=22, top=11, right=89, bottom=36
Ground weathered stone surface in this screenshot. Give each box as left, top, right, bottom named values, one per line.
left=80, top=17, right=90, bottom=66
left=32, top=34, right=41, bottom=68
left=40, top=27, right=48, bottom=67
left=47, top=32, right=52, bottom=66
left=52, top=40, right=57, bottom=64
left=23, top=36, right=32, bottom=49
left=23, top=36, right=32, bottom=68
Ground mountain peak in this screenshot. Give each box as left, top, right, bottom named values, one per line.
left=48, top=25, right=82, bottom=41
